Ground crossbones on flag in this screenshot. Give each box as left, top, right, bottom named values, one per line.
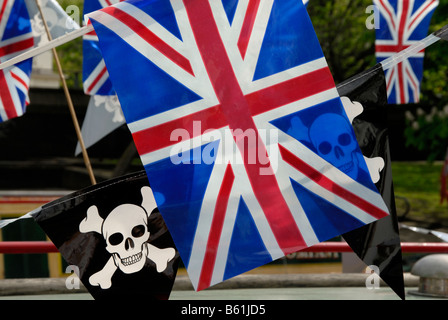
left=374, top=0, right=439, bottom=104
left=34, top=171, right=180, bottom=300
left=89, top=0, right=390, bottom=291
left=0, top=0, right=34, bottom=122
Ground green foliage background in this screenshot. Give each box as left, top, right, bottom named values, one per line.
left=307, top=0, right=448, bottom=161
left=55, top=0, right=83, bottom=88
left=54, top=0, right=448, bottom=160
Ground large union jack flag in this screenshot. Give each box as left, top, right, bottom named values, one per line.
left=89, top=0, right=389, bottom=291
left=0, top=0, right=34, bottom=122
left=374, top=0, right=439, bottom=104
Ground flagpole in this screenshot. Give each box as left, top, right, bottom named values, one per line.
left=35, top=0, right=97, bottom=185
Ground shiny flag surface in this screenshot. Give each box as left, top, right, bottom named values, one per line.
left=34, top=171, right=179, bottom=300
left=374, top=0, right=439, bottom=104
left=337, top=64, right=405, bottom=300
left=0, top=0, right=34, bottom=122
left=90, top=0, right=389, bottom=291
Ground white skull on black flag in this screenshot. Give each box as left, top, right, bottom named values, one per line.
left=34, top=171, right=179, bottom=300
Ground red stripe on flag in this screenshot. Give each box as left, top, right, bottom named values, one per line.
left=197, top=164, right=234, bottom=291
left=184, top=0, right=307, bottom=254
left=408, top=1, right=436, bottom=31
left=405, top=66, right=419, bottom=103
left=386, top=67, right=395, bottom=91
left=397, top=0, right=410, bottom=47
left=0, top=38, right=34, bottom=58
left=397, top=62, right=405, bottom=104
left=11, top=72, right=28, bottom=90
left=133, top=65, right=334, bottom=155
left=378, top=0, right=396, bottom=30
left=405, top=66, right=418, bottom=91
left=84, top=20, right=97, bottom=37
left=238, top=0, right=260, bottom=59
left=375, top=44, right=415, bottom=53
left=0, top=0, right=8, bottom=25
left=246, top=67, right=335, bottom=116
left=86, top=66, right=108, bottom=94
left=278, top=144, right=389, bottom=220
left=0, top=70, right=18, bottom=119
left=102, top=6, right=194, bottom=76
left=132, top=105, right=227, bottom=155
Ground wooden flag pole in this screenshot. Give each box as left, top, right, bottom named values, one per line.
left=35, top=0, right=97, bottom=185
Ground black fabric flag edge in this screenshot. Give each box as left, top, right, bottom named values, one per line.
left=337, top=64, right=405, bottom=300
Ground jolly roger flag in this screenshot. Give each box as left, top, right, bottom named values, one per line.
left=336, top=64, right=405, bottom=300
left=33, top=171, right=180, bottom=300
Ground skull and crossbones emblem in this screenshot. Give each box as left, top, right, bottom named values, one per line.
left=79, top=186, right=175, bottom=289
left=287, top=96, right=384, bottom=183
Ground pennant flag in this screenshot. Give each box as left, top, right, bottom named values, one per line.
left=0, top=0, right=34, bottom=122
left=82, top=0, right=120, bottom=96
left=33, top=171, right=179, bottom=300
left=25, top=0, right=79, bottom=45
left=89, top=0, right=390, bottom=291
left=78, top=0, right=125, bottom=154
left=337, top=64, right=405, bottom=300
left=374, top=0, right=439, bottom=104
left=75, top=94, right=125, bottom=155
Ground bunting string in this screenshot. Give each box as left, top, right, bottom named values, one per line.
left=336, top=24, right=447, bottom=91
left=0, top=20, right=446, bottom=94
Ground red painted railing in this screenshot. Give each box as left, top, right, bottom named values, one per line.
left=0, top=241, right=447, bottom=254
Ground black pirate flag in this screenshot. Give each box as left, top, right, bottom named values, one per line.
left=336, top=64, right=405, bottom=300
left=33, top=171, right=179, bottom=300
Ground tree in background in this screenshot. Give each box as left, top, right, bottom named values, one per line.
left=56, top=0, right=83, bottom=88
left=308, top=0, right=448, bottom=161
left=403, top=0, right=448, bottom=161
left=308, top=0, right=377, bottom=83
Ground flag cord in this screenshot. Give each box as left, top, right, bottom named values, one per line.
left=0, top=19, right=446, bottom=91
left=380, top=34, right=441, bottom=71
left=35, top=0, right=97, bottom=186
left=336, top=26, right=447, bottom=91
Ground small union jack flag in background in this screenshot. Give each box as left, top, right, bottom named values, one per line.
left=82, top=0, right=121, bottom=96
left=79, top=0, right=126, bottom=154
left=0, top=0, right=34, bottom=122
left=374, top=0, right=439, bottom=104
left=89, top=0, right=390, bottom=291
